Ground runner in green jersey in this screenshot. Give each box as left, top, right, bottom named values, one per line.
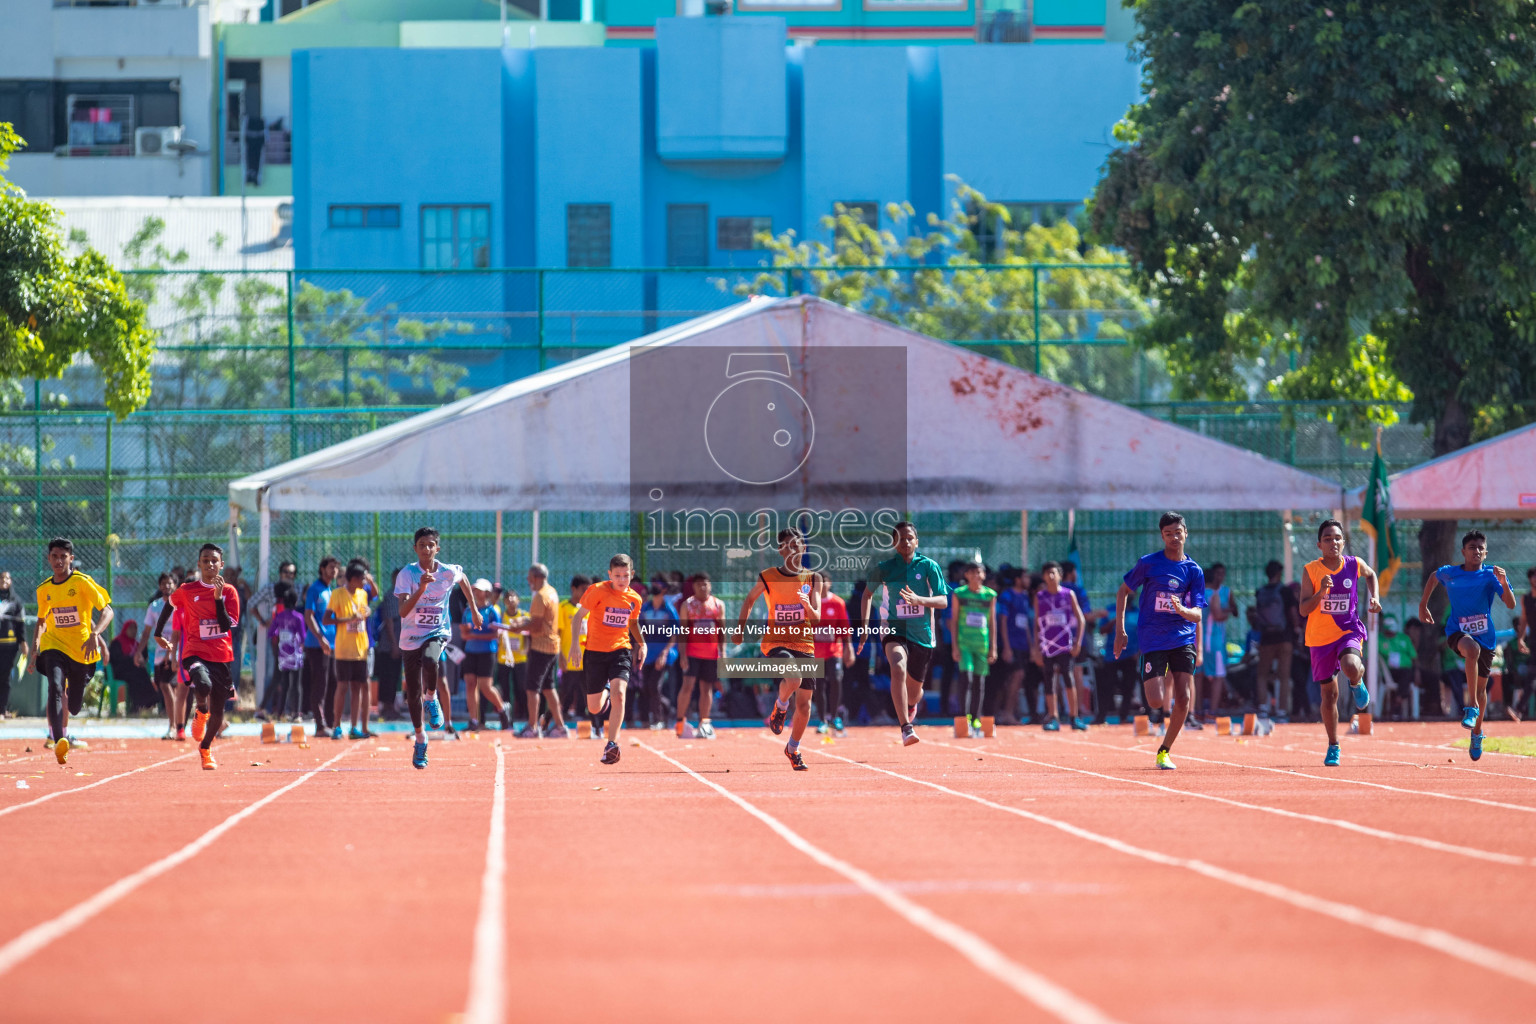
left=951, top=557, right=997, bottom=737
left=861, top=521, right=950, bottom=746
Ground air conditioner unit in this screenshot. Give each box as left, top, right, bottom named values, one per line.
left=135, top=126, right=183, bottom=157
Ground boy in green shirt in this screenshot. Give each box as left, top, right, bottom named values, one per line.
left=861, top=521, right=950, bottom=747
left=951, top=558, right=997, bottom=737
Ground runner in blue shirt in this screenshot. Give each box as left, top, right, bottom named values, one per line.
left=995, top=570, right=1033, bottom=724
left=1114, top=512, right=1206, bottom=770
left=1419, top=530, right=1516, bottom=761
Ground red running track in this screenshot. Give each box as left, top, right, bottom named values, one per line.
left=1, top=721, right=1534, bottom=1023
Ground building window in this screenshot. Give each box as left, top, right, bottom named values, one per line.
left=329, top=204, right=401, bottom=229
left=56, top=80, right=178, bottom=156
left=971, top=201, right=1080, bottom=256
left=0, top=80, right=56, bottom=151
left=716, top=216, right=772, bottom=252
left=421, top=204, right=490, bottom=269
left=833, top=201, right=879, bottom=243
left=666, top=204, right=708, bottom=267
left=566, top=203, right=612, bottom=268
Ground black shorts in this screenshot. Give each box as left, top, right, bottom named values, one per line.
left=685, top=656, right=719, bottom=684
left=583, top=648, right=632, bottom=695
left=335, top=658, right=368, bottom=685
left=1141, top=645, right=1198, bottom=681
left=765, top=646, right=818, bottom=691
left=153, top=660, right=175, bottom=686
left=461, top=650, right=495, bottom=677
left=884, top=637, right=934, bottom=685
left=181, top=657, right=233, bottom=694
left=1041, top=651, right=1073, bottom=682
left=38, top=649, right=93, bottom=711
left=524, top=650, right=558, bottom=692
left=1447, top=633, right=1496, bottom=678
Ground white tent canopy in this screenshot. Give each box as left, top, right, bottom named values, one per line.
left=230, top=295, right=1343, bottom=515
left=1386, top=422, right=1536, bottom=520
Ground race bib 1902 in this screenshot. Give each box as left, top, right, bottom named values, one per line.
left=602, top=606, right=630, bottom=629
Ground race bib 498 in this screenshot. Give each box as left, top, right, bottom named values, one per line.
left=1458, top=614, right=1490, bottom=635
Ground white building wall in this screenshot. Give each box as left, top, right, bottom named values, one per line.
left=0, top=0, right=55, bottom=79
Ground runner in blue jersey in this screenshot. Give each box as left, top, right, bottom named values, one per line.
left=1113, top=512, right=1206, bottom=769
left=1418, top=530, right=1516, bottom=761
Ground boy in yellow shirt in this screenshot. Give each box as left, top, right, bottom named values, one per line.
left=324, top=563, right=374, bottom=739
left=32, top=537, right=114, bottom=765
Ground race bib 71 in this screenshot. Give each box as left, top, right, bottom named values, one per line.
left=602, top=606, right=630, bottom=629
left=198, top=618, right=227, bottom=639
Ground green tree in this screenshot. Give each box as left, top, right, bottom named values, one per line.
left=740, top=183, right=1156, bottom=402
left=0, top=123, right=154, bottom=417
left=1091, top=0, right=1536, bottom=585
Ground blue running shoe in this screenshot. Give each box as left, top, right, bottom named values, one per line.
left=1324, top=744, right=1341, bottom=767
left=412, top=740, right=428, bottom=769
left=1460, top=706, right=1479, bottom=730
left=425, top=694, right=445, bottom=731
left=1351, top=682, right=1370, bottom=712
left=1043, top=717, right=1061, bottom=732
left=1470, top=733, right=1483, bottom=761
left=330, top=725, right=343, bottom=740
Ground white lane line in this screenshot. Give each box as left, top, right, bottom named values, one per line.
left=0, top=745, right=354, bottom=979
left=1281, top=744, right=1536, bottom=784
left=1041, top=734, right=1536, bottom=814
left=462, top=742, right=507, bottom=1024
left=0, top=754, right=193, bottom=820
left=928, top=740, right=1527, bottom=867
left=1366, top=736, right=1536, bottom=762
left=639, top=741, right=1124, bottom=1024
left=811, top=746, right=1536, bottom=988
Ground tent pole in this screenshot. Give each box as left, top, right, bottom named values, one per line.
left=1019, top=511, right=1029, bottom=570
left=531, top=509, right=540, bottom=567
left=1282, top=510, right=1294, bottom=581
left=495, top=511, right=504, bottom=587
left=255, top=494, right=271, bottom=710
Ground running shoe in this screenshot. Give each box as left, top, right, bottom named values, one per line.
left=200, top=748, right=217, bottom=771
left=816, top=720, right=830, bottom=735
left=1324, top=744, right=1341, bottom=767
left=191, top=709, right=209, bottom=743
left=1461, top=706, right=1479, bottom=730
left=516, top=725, right=541, bottom=739
left=784, top=745, right=808, bottom=771
left=1351, top=681, right=1370, bottom=712
left=497, top=709, right=512, bottom=731
left=832, top=715, right=845, bottom=736
left=901, top=723, right=920, bottom=746
left=1043, top=716, right=1061, bottom=732
left=545, top=724, right=569, bottom=739
left=348, top=727, right=365, bottom=740
left=43, top=736, right=54, bottom=748
left=412, top=740, right=428, bottom=769
left=766, top=703, right=788, bottom=735
left=698, top=722, right=716, bottom=740
left=600, top=740, right=621, bottom=765
left=425, top=694, right=445, bottom=731
left=1183, top=716, right=1202, bottom=731
left=1071, top=716, right=1090, bottom=731
left=54, top=736, right=69, bottom=765
left=331, top=726, right=344, bottom=740
left=175, top=726, right=186, bottom=742
left=1470, top=733, right=1483, bottom=761
left=1155, top=749, right=1176, bottom=770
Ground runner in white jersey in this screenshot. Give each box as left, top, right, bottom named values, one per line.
left=395, top=526, right=481, bottom=770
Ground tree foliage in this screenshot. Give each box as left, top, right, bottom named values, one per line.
left=740, top=183, right=1157, bottom=400
left=1092, top=0, right=1536, bottom=448
left=0, top=123, right=154, bottom=417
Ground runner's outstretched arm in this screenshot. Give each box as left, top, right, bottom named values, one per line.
left=1417, top=575, right=1440, bottom=625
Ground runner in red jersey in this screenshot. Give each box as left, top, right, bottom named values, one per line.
left=155, top=543, right=239, bottom=770
left=676, top=573, right=725, bottom=738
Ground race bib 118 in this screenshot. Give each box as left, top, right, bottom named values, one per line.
left=895, top=601, right=922, bottom=619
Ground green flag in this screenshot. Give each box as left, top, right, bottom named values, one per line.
left=1359, top=445, right=1402, bottom=595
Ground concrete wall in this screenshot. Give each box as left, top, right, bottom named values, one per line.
left=0, top=0, right=54, bottom=79
left=802, top=46, right=908, bottom=239
left=53, top=3, right=210, bottom=61
left=6, top=153, right=213, bottom=199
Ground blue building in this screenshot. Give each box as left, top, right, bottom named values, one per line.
left=290, top=14, right=1139, bottom=379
